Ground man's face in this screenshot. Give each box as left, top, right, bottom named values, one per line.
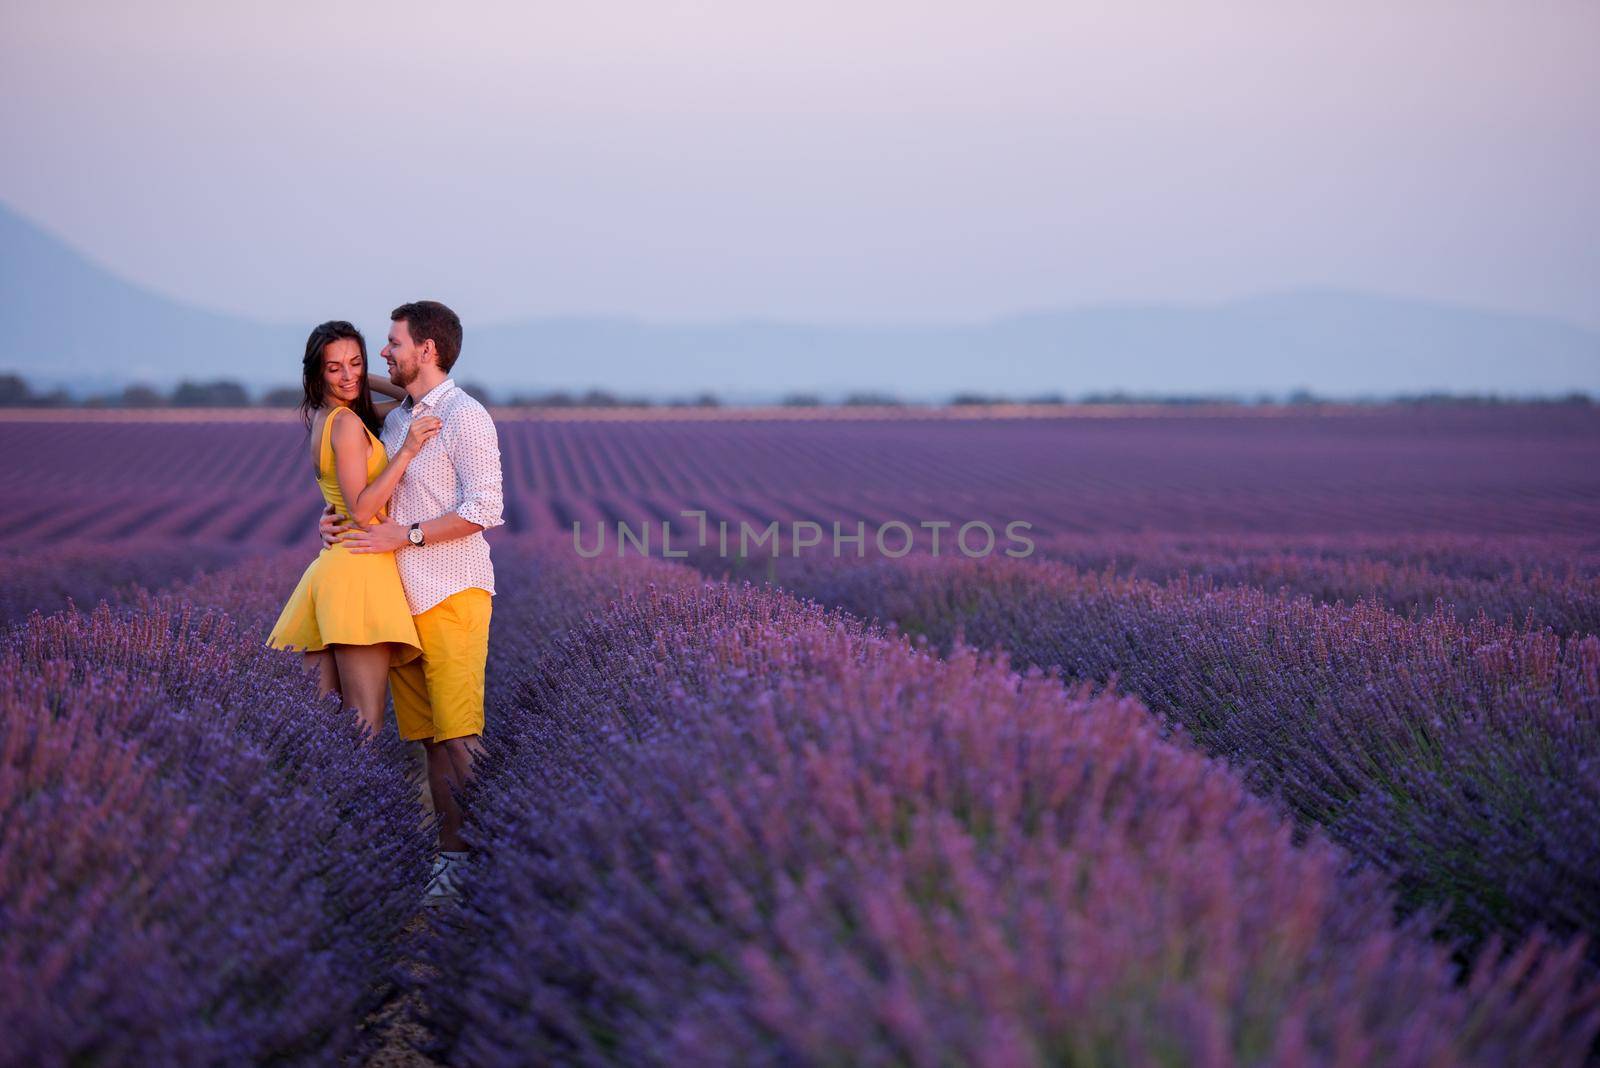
left=382, top=318, right=426, bottom=387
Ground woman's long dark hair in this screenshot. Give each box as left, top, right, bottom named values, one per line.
left=300, top=320, right=384, bottom=437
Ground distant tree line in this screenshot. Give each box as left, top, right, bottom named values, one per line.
left=0, top=375, right=498, bottom=409
left=0, top=374, right=266, bottom=409
left=505, top=388, right=721, bottom=408
left=0, top=373, right=1592, bottom=410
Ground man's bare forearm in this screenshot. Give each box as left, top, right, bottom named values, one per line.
left=418, top=513, right=485, bottom=545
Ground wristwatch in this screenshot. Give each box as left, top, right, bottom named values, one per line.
left=408, top=522, right=425, bottom=546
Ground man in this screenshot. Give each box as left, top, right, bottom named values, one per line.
left=327, top=299, right=504, bottom=907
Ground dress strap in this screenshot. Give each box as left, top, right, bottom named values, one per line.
left=319, top=405, right=356, bottom=480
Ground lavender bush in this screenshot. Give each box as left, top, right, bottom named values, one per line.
left=478, top=536, right=707, bottom=711
left=412, top=575, right=1600, bottom=1067
left=1, top=598, right=433, bottom=1066
left=0, top=541, right=250, bottom=625
left=694, top=531, right=1600, bottom=636
left=1024, top=532, right=1600, bottom=634
left=752, top=553, right=1600, bottom=960
left=131, top=545, right=320, bottom=629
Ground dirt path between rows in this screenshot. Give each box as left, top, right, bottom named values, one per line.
left=360, top=911, right=441, bottom=1067
left=362, top=748, right=445, bottom=1066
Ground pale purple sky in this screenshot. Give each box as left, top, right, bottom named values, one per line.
left=2, top=0, right=1596, bottom=329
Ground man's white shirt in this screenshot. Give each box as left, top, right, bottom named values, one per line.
left=380, top=377, right=505, bottom=615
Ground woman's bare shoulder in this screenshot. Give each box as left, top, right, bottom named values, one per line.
left=328, top=406, right=370, bottom=449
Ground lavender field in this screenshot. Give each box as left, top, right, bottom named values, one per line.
left=5, top=403, right=1600, bottom=1067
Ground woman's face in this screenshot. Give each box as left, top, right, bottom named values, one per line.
left=321, top=337, right=365, bottom=405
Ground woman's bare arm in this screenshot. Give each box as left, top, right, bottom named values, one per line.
left=331, top=408, right=440, bottom=526
left=368, top=373, right=406, bottom=400
left=368, top=373, right=406, bottom=418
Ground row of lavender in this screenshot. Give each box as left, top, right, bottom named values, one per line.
left=407, top=545, right=1599, bottom=1066
left=708, top=551, right=1600, bottom=965
left=0, top=542, right=252, bottom=625
left=0, top=556, right=437, bottom=1066
left=1027, top=532, right=1600, bottom=635
left=685, top=531, right=1600, bottom=638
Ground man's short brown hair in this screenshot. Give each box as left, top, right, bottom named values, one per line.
left=391, top=300, right=463, bottom=372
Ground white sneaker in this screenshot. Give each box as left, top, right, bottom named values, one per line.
left=423, top=850, right=469, bottom=907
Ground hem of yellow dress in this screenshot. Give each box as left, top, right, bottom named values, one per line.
left=267, top=637, right=423, bottom=666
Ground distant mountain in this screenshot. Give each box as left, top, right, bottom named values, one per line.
left=4, top=202, right=1597, bottom=399
left=0, top=204, right=303, bottom=394
left=472, top=295, right=1600, bottom=399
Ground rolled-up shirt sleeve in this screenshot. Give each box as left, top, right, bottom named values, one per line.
left=450, top=408, right=505, bottom=531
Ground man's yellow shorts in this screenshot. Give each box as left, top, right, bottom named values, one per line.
left=390, top=587, right=492, bottom=743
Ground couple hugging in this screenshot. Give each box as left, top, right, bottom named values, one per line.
left=265, top=299, right=503, bottom=908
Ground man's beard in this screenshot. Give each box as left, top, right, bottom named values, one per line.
left=391, top=361, right=418, bottom=387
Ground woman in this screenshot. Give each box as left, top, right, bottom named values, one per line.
left=266, top=320, right=440, bottom=740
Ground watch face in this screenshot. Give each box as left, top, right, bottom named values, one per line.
left=409, top=527, right=423, bottom=545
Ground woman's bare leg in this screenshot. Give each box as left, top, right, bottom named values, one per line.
left=330, top=643, right=394, bottom=741
left=305, top=650, right=341, bottom=702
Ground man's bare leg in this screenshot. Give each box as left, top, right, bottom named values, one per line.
left=412, top=742, right=434, bottom=815
left=423, top=734, right=487, bottom=852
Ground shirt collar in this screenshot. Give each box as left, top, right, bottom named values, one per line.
left=405, top=377, right=457, bottom=412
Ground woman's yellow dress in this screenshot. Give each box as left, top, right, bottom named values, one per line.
left=266, top=406, right=423, bottom=665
